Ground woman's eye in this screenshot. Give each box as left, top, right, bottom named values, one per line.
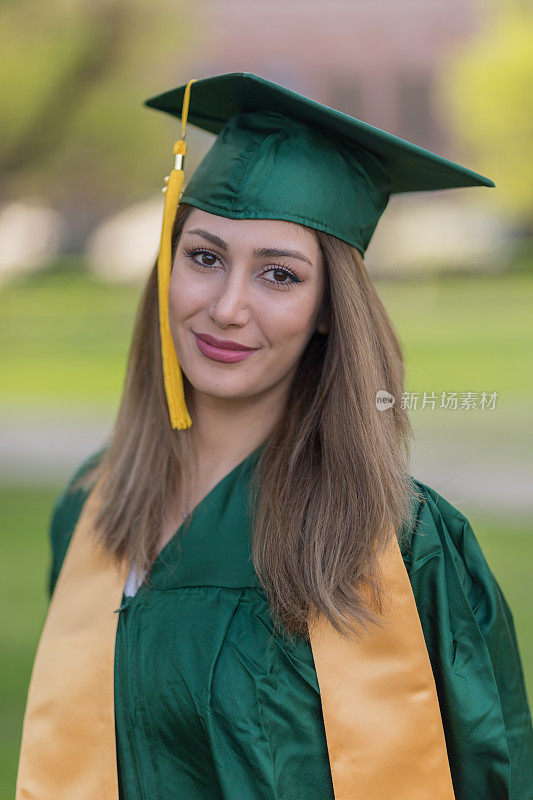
left=182, top=248, right=221, bottom=269
left=262, top=267, right=302, bottom=290
left=196, top=251, right=219, bottom=268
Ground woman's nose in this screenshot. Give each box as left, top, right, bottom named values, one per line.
left=208, top=269, right=251, bottom=327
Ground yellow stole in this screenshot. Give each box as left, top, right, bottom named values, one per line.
left=16, top=473, right=455, bottom=800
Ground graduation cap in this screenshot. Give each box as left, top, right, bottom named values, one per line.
left=143, top=72, right=494, bottom=430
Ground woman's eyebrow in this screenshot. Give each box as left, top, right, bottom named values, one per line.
left=184, top=228, right=314, bottom=267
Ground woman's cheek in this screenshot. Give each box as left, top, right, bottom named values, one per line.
left=262, top=299, right=317, bottom=345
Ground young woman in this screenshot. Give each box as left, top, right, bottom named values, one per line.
left=17, top=73, right=533, bottom=800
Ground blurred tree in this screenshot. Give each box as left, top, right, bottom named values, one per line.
left=436, top=0, right=533, bottom=231
left=0, top=0, right=198, bottom=247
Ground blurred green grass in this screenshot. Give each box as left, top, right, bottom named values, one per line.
left=1, top=266, right=532, bottom=798
left=380, top=270, right=533, bottom=397
left=0, top=267, right=142, bottom=411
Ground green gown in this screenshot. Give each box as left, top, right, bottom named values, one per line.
left=46, top=444, right=533, bottom=800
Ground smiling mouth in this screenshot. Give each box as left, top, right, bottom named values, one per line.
left=194, top=332, right=257, bottom=351
left=193, top=333, right=258, bottom=364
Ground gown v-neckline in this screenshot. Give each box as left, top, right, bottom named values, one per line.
left=124, top=441, right=267, bottom=596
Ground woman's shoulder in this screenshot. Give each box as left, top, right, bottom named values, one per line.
left=48, top=446, right=107, bottom=598
left=401, top=474, right=504, bottom=617
left=402, top=476, right=533, bottom=797
left=402, top=475, right=487, bottom=571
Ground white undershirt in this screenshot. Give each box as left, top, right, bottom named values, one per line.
left=124, top=564, right=147, bottom=598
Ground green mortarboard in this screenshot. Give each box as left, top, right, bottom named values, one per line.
left=143, top=72, right=494, bottom=431
left=144, top=71, right=494, bottom=256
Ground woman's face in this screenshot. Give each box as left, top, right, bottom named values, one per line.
left=169, top=208, right=327, bottom=405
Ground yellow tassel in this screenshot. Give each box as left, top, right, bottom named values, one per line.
left=157, top=78, right=197, bottom=430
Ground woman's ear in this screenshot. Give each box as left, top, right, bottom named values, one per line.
left=316, top=301, right=330, bottom=335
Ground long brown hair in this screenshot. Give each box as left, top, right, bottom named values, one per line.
left=73, top=201, right=421, bottom=642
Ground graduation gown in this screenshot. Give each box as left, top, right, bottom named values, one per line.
left=46, top=445, right=533, bottom=800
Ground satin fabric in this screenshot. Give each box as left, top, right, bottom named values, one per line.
left=18, top=445, right=533, bottom=799
left=15, top=470, right=128, bottom=799
left=144, top=73, right=494, bottom=255
left=309, top=528, right=454, bottom=800
left=16, top=453, right=454, bottom=800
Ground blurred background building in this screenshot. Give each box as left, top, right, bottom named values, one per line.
left=183, top=0, right=477, bottom=152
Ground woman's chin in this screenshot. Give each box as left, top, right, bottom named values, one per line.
left=183, top=372, right=259, bottom=403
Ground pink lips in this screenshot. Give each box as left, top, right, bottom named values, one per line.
left=193, top=333, right=258, bottom=364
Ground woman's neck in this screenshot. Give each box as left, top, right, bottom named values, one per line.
left=187, top=382, right=289, bottom=472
